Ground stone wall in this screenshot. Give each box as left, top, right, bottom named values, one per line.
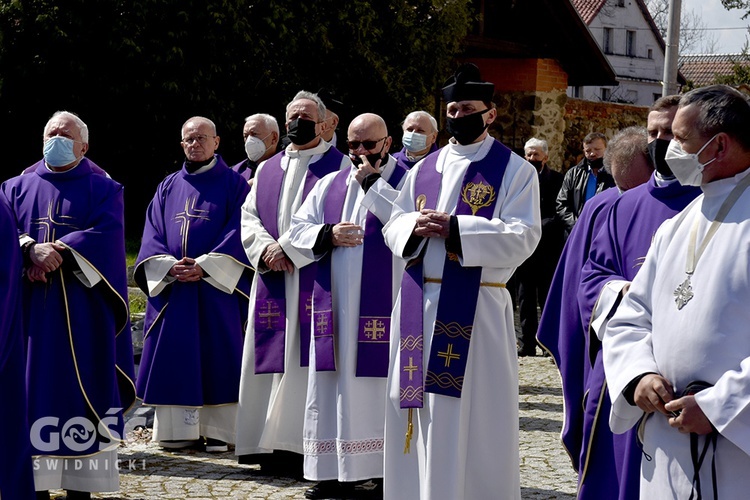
left=562, top=98, right=649, bottom=171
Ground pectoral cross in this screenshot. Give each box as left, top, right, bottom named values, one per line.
left=258, top=302, right=280, bottom=330
left=437, top=344, right=460, bottom=367
left=364, top=319, right=385, bottom=340
left=403, top=356, right=418, bottom=381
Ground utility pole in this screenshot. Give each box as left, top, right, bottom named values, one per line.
left=662, top=0, right=682, bottom=95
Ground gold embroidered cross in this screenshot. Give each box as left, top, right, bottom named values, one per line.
left=258, top=302, right=280, bottom=330
left=403, top=356, right=418, bottom=381
left=437, top=344, right=460, bottom=367
left=305, top=296, right=313, bottom=317
left=316, top=314, right=329, bottom=334
left=364, top=319, right=386, bottom=340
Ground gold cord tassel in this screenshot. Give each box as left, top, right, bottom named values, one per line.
left=403, top=408, right=414, bottom=454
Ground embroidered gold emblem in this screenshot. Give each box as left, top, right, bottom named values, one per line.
left=461, top=182, right=496, bottom=215
left=364, top=319, right=386, bottom=340
left=258, top=302, right=281, bottom=330
left=437, top=343, right=461, bottom=367
left=403, top=356, right=418, bottom=381
left=447, top=252, right=459, bottom=262
left=416, top=194, right=427, bottom=211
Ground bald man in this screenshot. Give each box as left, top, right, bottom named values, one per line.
left=288, top=113, right=407, bottom=499
left=135, top=116, right=252, bottom=454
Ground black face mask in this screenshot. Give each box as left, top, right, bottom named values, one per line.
left=528, top=160, right=544, bottom=172
left=446, top=108, right=491, bottom=145
left=350, top=142, right=387, bottom=168
left=287, top=117, right=318, bottom=146
left=588, top=157, right=604, bottom=171
left=648, top=138, right=673, bottom=177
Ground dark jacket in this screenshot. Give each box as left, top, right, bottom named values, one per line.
left=556, top=159, right=615, bottom=235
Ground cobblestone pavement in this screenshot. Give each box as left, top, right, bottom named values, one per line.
left=49, top=351, right=577, bottom=499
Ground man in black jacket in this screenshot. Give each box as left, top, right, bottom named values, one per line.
left=516, top=138, right=564, bottom=356
left=556, top=132, right=614, bottom=237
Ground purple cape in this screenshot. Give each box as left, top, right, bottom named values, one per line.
left=135, top=156, right=252, bottom=406
left=1, top=158, right=135, bottom=458
left=536, top=187, right=619, bottom=469
left=392, top=143, right=439, bottom=169
left=0, top=195, right=35, bottom=498
left=575, top=176, right=700, bottom=499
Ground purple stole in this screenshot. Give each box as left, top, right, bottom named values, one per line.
left=313, top=163, right=407, bottom=375
left=253, top=147, right=344, bottom=373
left=400, top=141, right=510, bottom=408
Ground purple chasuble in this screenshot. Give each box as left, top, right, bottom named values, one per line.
left=536, top=187, right=619, bottom=468
left=314, top=163, right=407, bottom=375
left=1, top=158, right=135, bottom=459
left=400, top=141, right=510, bottom=407
left=231, top=158, right=258, bottom=182
left=135, top=155, right=251, bottom=406
left=0, top=195, right=35, bottom=499
left=253, top=147, right=344, bottom=373
left=573, top=176, right=700, bottom=500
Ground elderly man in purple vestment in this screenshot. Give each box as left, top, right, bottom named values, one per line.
left=392, top=110, right=439, bottom=169
left=0, top=111, right=135, bottom=500
left=236, top=90, right=349, bottom=475
left=382, top=63, right=541, bottom=500
left=0, top=195, right=35, bottom=500
left=575, top=97, right=700, bottom=499
left=134, top=116, right=252, bottom=454
left=289, top=113, right=407, bottom=499
left=232, top=113, right=280, bottom=187
left=536, top=126, right=655, bottom=489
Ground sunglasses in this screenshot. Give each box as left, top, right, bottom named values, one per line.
left=347, top=137, right=386, bottom=150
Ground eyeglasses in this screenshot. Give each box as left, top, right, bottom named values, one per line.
left=181, top=134, right=215, bottom=145
left=347, top=137, right=386, bottom=151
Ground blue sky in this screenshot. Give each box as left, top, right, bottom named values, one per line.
left=683, top=0, right=749, bottom=53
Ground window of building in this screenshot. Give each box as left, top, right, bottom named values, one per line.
left=654, top=93, right=663, bottom=102
left=626, top=30, right=636, bottom=57
left=601, top=88, right=611, bottom=101
left=603, top=28, right=613, bottom=54
left=573, top=86, right=582, bottom=98
left=648, top=48, right=653, bottom=59
left=617, top=0, right=625, bottom=6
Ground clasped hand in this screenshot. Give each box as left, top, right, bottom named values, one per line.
left=634, top=373, right=713, bottom=435
left=413, top=209, right=450, bottom=239
left=169, top=257, right=204, bottom=282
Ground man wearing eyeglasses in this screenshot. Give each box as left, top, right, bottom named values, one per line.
left=1, top=111, right=135, bottom=500
left=381, top=64, right=541, bottom=499
left=287, top=113, right=407, bottom=499
left=134, top=116, right=252, bottom=455
left=236, top=90, right=349, bottom=476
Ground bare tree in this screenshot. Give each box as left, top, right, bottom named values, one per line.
left=647, top=0, right=719, bottom=53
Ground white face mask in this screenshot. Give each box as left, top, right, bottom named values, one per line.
left=245, top=134, right=270, bottom=162
left=664, top=134, right=718, bottom=186
left=402, top=130, right=429, bottom=153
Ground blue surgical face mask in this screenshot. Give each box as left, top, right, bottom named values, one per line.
left=43, top=136, right=79, bottom=167
left=402, top=130, right=429, bottom=153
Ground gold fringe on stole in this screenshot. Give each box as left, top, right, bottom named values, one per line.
left=404, top=408, right=414, bottom=454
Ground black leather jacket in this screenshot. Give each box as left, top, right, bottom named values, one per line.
left=556, top=159, right=615, bottom=235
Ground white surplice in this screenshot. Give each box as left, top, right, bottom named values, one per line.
left=289, top=157, right=405, bottom=482
left=604, top=168, right=750, bottom=498
left=236, top=140, right=349, bottom=456
left=382, top=136, right=541, bottom=500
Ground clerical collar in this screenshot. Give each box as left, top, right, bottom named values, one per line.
left=185, top=156, right=216, bottom=174
left=45, top=157, right=83, bottom=173
left=654, top=170, right=678, bottom=187
left=406, top=151, right=428, bottom=162
left=286, top=138, right=328, bottom=159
